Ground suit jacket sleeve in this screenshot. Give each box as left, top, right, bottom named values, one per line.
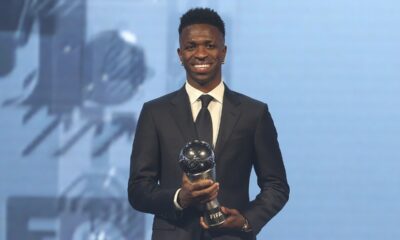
left=242, top=104, right=290, bottom=236
left=127, top=103, right=181, bottom=221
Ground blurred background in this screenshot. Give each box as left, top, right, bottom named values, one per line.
left=0, top=0, right=399, bottom=239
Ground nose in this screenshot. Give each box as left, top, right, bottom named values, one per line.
left=194, top=45, right=208, bottom=59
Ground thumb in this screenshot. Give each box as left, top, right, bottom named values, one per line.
left=221, top=206, right=232, bottom=215
left=221, top=206, right=240, bottom=216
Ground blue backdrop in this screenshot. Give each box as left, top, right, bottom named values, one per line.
left=1, top=0, right=399, bottom=239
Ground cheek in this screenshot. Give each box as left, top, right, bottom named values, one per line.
left=182, top=53, right=193, bottom=62
left=214, top=54, right=223, bottom=61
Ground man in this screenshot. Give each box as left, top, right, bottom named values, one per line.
left=128, top=8, right=289, bottom=240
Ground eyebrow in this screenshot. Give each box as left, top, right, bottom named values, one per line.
left=185, top=40, right=215, bottom=44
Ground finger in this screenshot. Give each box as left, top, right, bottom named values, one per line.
left=208, top=190, right=219, bottom=202
left=206, top=183, right=219, bottom=197
left=199, top=217, right=209, bottom=229
left=181, top=175, right=193, bottom=191
left=182, top=174, right=188, bottom=182
left=221, top=206, right=239, bottom=216
left=191, top=180, right=215, bottom=191
left=221, top=206, right=229, bottom=214
left=220, top=216, right=234, bottom=228
left=182, top=182, right=211, bottom=197
left=200, top=189, right=219, bottom=203
left=192, top=183, right=219, bottom=198
left=183, top=176, right=211, bottom=190
left=182, top=174, right=198, bottom=186
left=220, top=214, right=241, bottom=229
left=192, top=182, right=218, bottom=198
left=181, top=185, right=217, bottom=206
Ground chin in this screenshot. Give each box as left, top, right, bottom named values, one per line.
left=187, top=72, right=220, bottom=89
left=193, top=78, right=213, bottom=86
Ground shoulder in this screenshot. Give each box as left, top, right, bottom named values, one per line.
left=141, top=88, right=183, bottom=110
left=227, top=88, right=269, bottom=112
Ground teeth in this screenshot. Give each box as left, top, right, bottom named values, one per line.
left=194, top=64, right=210, bottom=69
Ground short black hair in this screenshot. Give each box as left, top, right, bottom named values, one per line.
left=178, top=8, right=225, bottom=38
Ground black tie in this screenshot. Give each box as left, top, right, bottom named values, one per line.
left=195, top=95, right=214, bottom=146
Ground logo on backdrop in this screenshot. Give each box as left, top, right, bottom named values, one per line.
left=1, top=1, right=149, bottom=239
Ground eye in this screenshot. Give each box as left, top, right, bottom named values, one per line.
left=206, top=43, right=216, bottom=49
left=185, top=44, right=195, bottom=51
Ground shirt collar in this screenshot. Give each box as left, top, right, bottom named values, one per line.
left=185, top=80, right=225, bottom=104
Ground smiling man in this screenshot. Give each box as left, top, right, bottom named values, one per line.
left=128, top=8, right=289, bottom=240
left=178, top=20, right=226, bottom=93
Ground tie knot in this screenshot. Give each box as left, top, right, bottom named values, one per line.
left=199, top=95, right=213, bottom=108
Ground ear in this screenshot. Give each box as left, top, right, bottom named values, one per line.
left=222, top=45, right=227, bottom=59
left=177, top=48, right=182, bottom=61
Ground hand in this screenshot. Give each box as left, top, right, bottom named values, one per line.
left=178, top=174, right=219, bottom=209
left=200, top=206, right=247, bottom=230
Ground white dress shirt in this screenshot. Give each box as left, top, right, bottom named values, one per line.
left=185, top=80, right=225, bottom=147
left=173, top=80, right=225, bottom=209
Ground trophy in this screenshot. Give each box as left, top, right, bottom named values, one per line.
left=178, top=140, right=225, bottom=227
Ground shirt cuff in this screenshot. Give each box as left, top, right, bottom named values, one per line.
left=173, top=188, right=184, bottom=210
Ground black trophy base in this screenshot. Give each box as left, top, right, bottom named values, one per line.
left=205, top=206, right=225, bottom=227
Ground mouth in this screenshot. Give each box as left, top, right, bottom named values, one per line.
left=191, top=63, right=212, bottom=73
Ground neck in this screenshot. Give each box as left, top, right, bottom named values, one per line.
left=187, top=79, right=221, bottom=93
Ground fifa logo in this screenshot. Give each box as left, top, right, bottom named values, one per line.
left=209, top=211, right=223, bottom=220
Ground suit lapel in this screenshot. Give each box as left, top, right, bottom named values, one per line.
left=214, top=86, right=241, bottom=157
left=170, top=87, right=198, bottom=143
left=169, top=85, right=241, bottom=155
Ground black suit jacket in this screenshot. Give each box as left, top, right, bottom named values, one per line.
left=128, top=86, right=289, bottom=240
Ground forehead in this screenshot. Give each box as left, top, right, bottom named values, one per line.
left=180, top=24, right=223, bottom=42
